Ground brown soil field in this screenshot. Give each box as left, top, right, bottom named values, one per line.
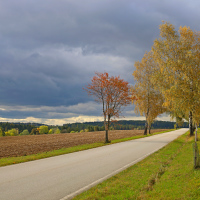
left=0, top=129, right=167, bottom=158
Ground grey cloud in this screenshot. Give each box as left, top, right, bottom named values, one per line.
left=0, top=0, right=199, bottom=123
left=0, top=1, right=160, bottom=58
left=0, top=102, right=102, bottom=119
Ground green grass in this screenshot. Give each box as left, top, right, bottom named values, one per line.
left=73, top=130, right=200, bottom=200
left=0, top=129, right=173, bottom=167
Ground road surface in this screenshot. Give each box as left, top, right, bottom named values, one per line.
left=0, top=128, right=188, bottom=200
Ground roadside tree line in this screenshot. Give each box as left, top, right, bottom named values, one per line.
left=132, top=21, right=200, bottom=137
left=85, top=21, right=200, bottom=142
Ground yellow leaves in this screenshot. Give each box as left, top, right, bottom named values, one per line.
left=151, top=21, right=200, bottom=121
left=132, top=50, right=165, bottom=121
left=179, top=26, right=194, bottom=42
left=134, top=21, right=200, bottom=126
left=159, top=21, right=177, bottom=39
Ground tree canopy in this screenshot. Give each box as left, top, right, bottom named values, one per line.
left=152, top=22, right=200, bottom=135
left=132, top=22, right=200, bottom=136
left=132, top=51, right=165, bottom=135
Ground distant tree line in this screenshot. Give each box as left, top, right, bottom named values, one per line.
left=62, top=120, right=189, bottom=133
left=0, top=120, right=189, bottom=137
left=0, top=122, right=38, bottom=132
left=0, top=122, right=37, bottom=136
left=0, top=123, right=60, bottom=136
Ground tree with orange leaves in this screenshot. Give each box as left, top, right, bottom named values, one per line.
left=84, top=72, right=132, bottom=143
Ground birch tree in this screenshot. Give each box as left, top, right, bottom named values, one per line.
left=132, top=51, right=165, bottom=135
left=152, top=22, right=200, bottom=136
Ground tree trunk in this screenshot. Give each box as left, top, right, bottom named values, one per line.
left=105, top=130, right=109, bottom=143
left=189, top=111, right=194, bottom=136
left=103, top=111, right=109, bottom=143
left=195, top=123, right=198, bottom=142
left=104, top=115, right=110, bottom=143
left=144, top=108, right=149, bottom=135
left=148, top=124, right=151, bottom=134
left=144, top=121, right=148, bottom=135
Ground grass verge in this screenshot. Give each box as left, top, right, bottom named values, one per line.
left=73, top=130, right=200, bottom=200
left=0, top=129, right=174, bottom=167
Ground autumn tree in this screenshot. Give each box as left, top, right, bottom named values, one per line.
left=5, top=128, right=19, bottom=136
left=20, top=129, right=29, bottom=135
left=0, top=128, right=3, bottom=137
left=152, top=22, right=200, bottom=136
left=84, top=72, right=132, bottom=143
left=30, top=128, right=39, bottom=135
left=39, top=125, right=49, bottom=134
left=132, top=51, right=165, bottom=135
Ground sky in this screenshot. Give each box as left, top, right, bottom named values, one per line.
left=0, top=0, right=199, bottom=125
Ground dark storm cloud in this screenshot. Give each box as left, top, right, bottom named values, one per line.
left=0, top=0, right=200, bottom=124
left=0, top=0, right=160, bottom=57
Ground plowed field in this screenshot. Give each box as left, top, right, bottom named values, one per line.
left=0, top=129, right=167, bottom=158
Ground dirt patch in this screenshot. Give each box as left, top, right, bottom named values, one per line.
left=0, top=129, right=167, bottom=158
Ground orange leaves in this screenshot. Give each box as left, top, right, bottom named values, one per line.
left=84, top=72, right=132, bottom=119
left=84, top=72, right=133, bottom=142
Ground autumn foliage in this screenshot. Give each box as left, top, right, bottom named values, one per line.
left=132, top=21, right=200, bottom=136
left=84, top=72, right=132, bottom=143
left=132, top=51, right=165, bottom=135
left=152, top=22, right=200, bottom=136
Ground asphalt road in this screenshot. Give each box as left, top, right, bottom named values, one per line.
left=0, top=128, right=188, bottom=200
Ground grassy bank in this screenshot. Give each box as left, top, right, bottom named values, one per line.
left=74, top=130, right=200, bottom=200
left=0, top=129, right=173, bottom=167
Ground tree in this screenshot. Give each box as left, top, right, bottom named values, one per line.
left=48, top=129, right=53, bottom=134
left=49, top=128, right=60, bottom=134
left=0, top=128, right=3, bottom=137
left=39, top=125, right=49, bottom=134
left=5, top=128, right=19, bottom=136
left=152, top=22, right=200, bottom=136
left=30, top=127, right=40, bottom=135
left=61, top=124, right=68, bottom=132
left=84, top=72, right=132, bottom=143
left=20, top=129, right=29, bottom=135
left=54, top=128, right=60, bottom=134
left=132, top=51, right=165, bottom=135
left=94, top=125, right=99, bottom=131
